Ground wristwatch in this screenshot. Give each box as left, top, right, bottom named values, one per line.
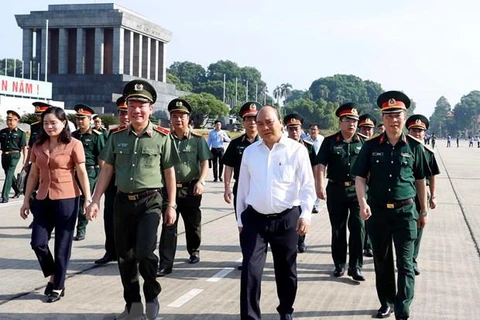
left=167, top=203, right=177, bottom=210
left=199, top=180, right=205, bottom=186
left=420, top=210, right=428, bottom=217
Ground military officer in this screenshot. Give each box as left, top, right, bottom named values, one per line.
left=0, top=110, right=27, bottom=203
left=357, top=113, right=376, bottom=258
left=406, top=114, right=440, bottom=276
left=157, top=98, right=211, bottom=277
left=316, top=103, right=366, bottom=281
left=284, top=113, right=318, bottom=253
left=94, top=96, right=129, bottom=265
left=93, top=115, right=109, bottom=139
left=72, top=104, right=105, bottom=241
left=377, top=122, right=385, bottom=134
left=352, top=91, right=429, bottom=320
left=87, top=79, right=179, bottom=320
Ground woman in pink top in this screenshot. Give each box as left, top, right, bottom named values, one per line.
left=20, top=107, right=91, bottom=303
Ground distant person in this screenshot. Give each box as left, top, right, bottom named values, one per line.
left=207, top=120, right=231, bottom=182
left=446, top=134, right=451, bottom=147
left=456, top=134, right=460, bottom=148
left=469, top=136, right=474, bottom=147
left=358, top=114, right=376, bottom=138
left=93, top=115, right=109, bottom=139
left=377, top=123, right=385, bottom=134
left=304, top=123, right=324, bottom=214
left=431, top=133, right=436, bottom=148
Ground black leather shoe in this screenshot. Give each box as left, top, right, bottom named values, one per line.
left=395, top=317, right=408, bottom=320
left=298, top=242, right=306, bottom=253
left=333, top=267, right=345, bottom=277
left=156, top=267, right=172, bottom=277
left=219, top=177, right=223, bottom=182
left=189, top=254, right=200, bottom=264
left=94, top=253, right=116, bottom=265
left=413, top=266, right=420, bottom=276
left=146, top=297, right=159, bottom=320
left=348, top=268, right=365, bottom=281
left=312, top=207, right=319, bottom=214
left=376, top=306, right=393, bottom=318
left=280, top=313, right=293, bottom=320
left=213, top=178, right=218, bottom=182
left=1, top=198, right=9, bottom=203
left=364, top=248, right=374, bottom=257
left=46, top=288, right=65, bottom=303
left=73, top=234, right=85, bottom=241
left=44, top=282, right=54, bottom=296
left=12, top=192, right=21, bottom=199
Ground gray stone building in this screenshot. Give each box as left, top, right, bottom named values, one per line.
left=15, top=3, right=185, bottom=117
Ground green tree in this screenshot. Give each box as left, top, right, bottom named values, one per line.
left=20, top=113, right=38, bottom=125
left=180, top=93, right=228, bottom=128
left=166, top=72, right=192, bottom=92
left=100, top=114, right=119, bottom=128
left=452, top=90, right=480, bottom=135
left=168, top=61, right=205, bottom=88
left=429, top=96, right=452, bottom=135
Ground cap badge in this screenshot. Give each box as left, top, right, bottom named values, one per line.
left=351, top=108, right=358, bottom=115
left=249, top=104, right=257, bottom=110
left=365, top=118, right=373, bottom=124
left=134, top=83, right=143, bottom=91
left=78, top=108, right=84, bottom=113
left=415, top=119, right=422, bottom=125
left=388, top=98, right=396, bottom=106
left=176, top=101, right=183, bottom=107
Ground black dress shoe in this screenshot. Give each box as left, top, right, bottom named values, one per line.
left=237, top=265, right=242, bottom=270
left=189, top=254, right=200, bottom=264
left=364, top=248, right=374, bottom=257
left=1, top=198, right=9, bottom=203
left=413, top=266, right=420, bottom=276
left=333, top=267, right=345, bottom=277
left=94, top=253, right=116, bottom=265
left=312, top=207, right=319, bottom=214
left=348, top=268, right=365, bottom=281
left=219, top=177, right=223, bottom=182
left=280, top=313, right=293, bottom=320
left=73, top=234, right=85, bottom=241
left=376, top=306, right=393, bottom=318
left=146, top=297, right=159, bottom=320
left=44, top=282, right=54, bottom=296
left=297, top=242, right=306, bottom=253
left=156, top=267, right=172, bottom=277
left=46, top=288, right=65, bottom=303
left=12, top=192, right=21, bottom=199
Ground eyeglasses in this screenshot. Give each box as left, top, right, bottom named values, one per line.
left=340, top=118, right=357, bottom=123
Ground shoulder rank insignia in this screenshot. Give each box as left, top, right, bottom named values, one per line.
left=153, top=126, right=170, bottom=135
left=302, top=139, right=313, bottom=145
left=110, top=125, right=128, bottom=134
left=31, top=121, right=40, bottom=126
left=407, top=134, right=424, bottom=145
left=92, top=129, right=102, bottom=135
left=357, top=132, right=368, bottom=139
left=190, top=131, right=203, bottom=137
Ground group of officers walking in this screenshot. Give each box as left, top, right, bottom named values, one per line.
left=7, top=80, right=439, bottom=320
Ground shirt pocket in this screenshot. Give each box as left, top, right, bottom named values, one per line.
left=54, top=172, right=72, bottom=183
left=113, top=147, right=131, bottom=169
left=280, top=164, right=296, bottom=182
left=139, top=147, right=159, bottom=168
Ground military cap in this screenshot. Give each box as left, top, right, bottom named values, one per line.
left=335, top=102, right=360, bottom=120
left=168, top=98, right=192, bottom=114
left=284, top=113, right=303, bottom=127
left=239, top=101, right=260, bottom=118
left=407, top=114, right=429, bottom=130
left=377, top=90, right=410, bottom=113
left=123, top=79, right=156, bottom=103
left=358, top=114, right=376, bottom=128
left=116, top=96, right=128, bottom=111
left=32, top=102, right=52, bottom=115
left=6, top=110, right=21, bottom=120
left=74, top=104, right=95, bottom=117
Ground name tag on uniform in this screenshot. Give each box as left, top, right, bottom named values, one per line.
left=401, top=153, right=411, bottom=158
left=372, top=152, right=383, bottom=156
left=118, top=143, right=128, bottom=148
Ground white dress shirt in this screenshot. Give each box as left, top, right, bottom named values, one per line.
left=305, top=135, right=324, bottom=155
left=236, top=136, right=316, bottom=227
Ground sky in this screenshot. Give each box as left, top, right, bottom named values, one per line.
left=2, top=0, right=479, bottom=117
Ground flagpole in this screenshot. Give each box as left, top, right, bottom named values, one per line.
left=45, top=19, right=49, bottom=82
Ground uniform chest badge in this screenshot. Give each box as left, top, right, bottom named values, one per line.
left=118, top=143, right=128, bottom=148
left=372, top=152, right=383, bottom=156
left=401, top=153, right=411, bottom=158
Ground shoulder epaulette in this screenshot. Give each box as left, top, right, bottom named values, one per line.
left=406, top=134, right=424, bottom=145
left=423, top=144, right=434, bottom=153
left=110, top=125, right=128, bottom=134
left=153, top=126, right=170, bottom=135
left=357, top=132, right=368, bottom=139
left=92, top=129, right=102, bottom=135
left=16, top=127, right=25, bottom=132
left=190, top=131, right=203, bottom=137
left=302, top=139, right=314, bottom=145
left=325, top=132, right=337, bottom=139
left=366, top=133, right=381, bottom=141
left=31, top=121, right=40, bottom=126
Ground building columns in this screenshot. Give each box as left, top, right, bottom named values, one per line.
left=76, top=28, right=85, bottom=74
left=58, top=28, right=68, bottom=74
left=113, top=27, right=124, bottom=74
left=94, top=27, right=104, bottom=74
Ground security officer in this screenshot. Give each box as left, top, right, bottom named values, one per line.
left=406, top=114, right=440, bottom=276
left=87, top=79, right=179, bottom=320
left=357, top=113, right=376, bottom=258
left=93, top=115, right=109, bottom=139
left=284, top=113, right=317, bottom=253
left=94, top=96, right=129, bottom=265
left=316, top=103, right=366, bottom=281
left=352, top=91, right=429, bottom=320
left=72, top=104, right=105, bottom=241
left=157, top=98, right=211, bottom=276
left=0, top=110, right=27, bottom=203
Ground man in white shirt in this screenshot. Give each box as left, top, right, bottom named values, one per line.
left=207, top=120, right=231, bottom=182
left=236, top=106, right=316, bottom=320
left=304, top=123, right=324, bottom=214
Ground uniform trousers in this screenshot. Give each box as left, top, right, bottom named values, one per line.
left=76, top=167, right=98, bottom=236
left=210, top=147, right=224, bottom=180
left=240, top=205, right=300, bottom=320
left=326, top=183, right=364, bottom=270
left=159, top=184, right=202, bottom=269
left=413, top=193, right=429, bottom=270
left=30, top=196, right=79, bottom=290
left=115, top=191, right=162, bottom=305
left=102, top=176, right=117, bottom=257
left=367, top=200, right=417, bottom=319
left=1, top=153, right=21, bottom=199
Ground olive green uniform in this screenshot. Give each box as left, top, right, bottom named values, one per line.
left=317, top=131, right=365, bottom=271
left=352, top=132, right=429, bottom=319
left=72, top=127, right=105, bottom=238
left=158, top=130, right=212, bottom=270
left=100, top=121, right=179, bottom=306
left=0, top=127, right=26, bottom=200
left=28, top=122, right=42, bottom=148
left=413, top=145, right=440, bottom=271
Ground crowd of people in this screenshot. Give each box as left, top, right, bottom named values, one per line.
left=0, top=83, right=439, bottom=320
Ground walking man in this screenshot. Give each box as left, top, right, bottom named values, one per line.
left=207, top=120, right=230, bottom=182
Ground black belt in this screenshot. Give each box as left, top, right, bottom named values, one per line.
left=384, top=198, right=414, bottom=209
left=328, top=179, right=355, bottom=187
left=176, top=179, right=198, bottom=188
left=118, top=189, right=159, bottom=201
left=3, top=150, right=20, bottom=155
left=249, top=205, right=297, bottom=219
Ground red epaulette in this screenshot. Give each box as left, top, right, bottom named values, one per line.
left=153, top=126, right=170, bottom=135
left=109, top=125, right=128, bottom=134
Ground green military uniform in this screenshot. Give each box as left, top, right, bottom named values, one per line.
left=28, top=122, right=42, bottom=148
left=0, top=111, right=27, bottom=202
left=317, top=103, right=365, bottom=278
left=158, top=98, right=212, bottom=274
left=352, top=91, right=430, bottom=320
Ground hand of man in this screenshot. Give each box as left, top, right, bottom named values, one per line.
left=164, top=207, right=177, bottom=226
left=193, top=182, right=204, bottom=196
left=86, top=202, right=99, bottom=221
left=224, top=190, right=232, bottom=204
left=418, top=215, right=428, bottom=228
left=359, top=204, right=372, bottom=220
left=296, top=218, right=310, bottom=236
left=20, top=201, right=30, bottom=220
left=317, top=187, right=326, bottom=200
left=429, top=198, right=436, bottom=209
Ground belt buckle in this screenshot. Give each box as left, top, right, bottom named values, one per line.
left=344, top=181, right=352, bottom=187
left=176, top=183, right=183, bottom=188
left=127, top=194, right=137, bottom=201
left=386, top=203, right=395, bottom=209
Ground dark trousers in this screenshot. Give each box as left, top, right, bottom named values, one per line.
left=368, top=201, right=417, bottom=318
left=115, top=191, right=162, bottom=305
left=30, top=196, right=79, bottom=290
left=211, top=147, right=224, bottom=180
left=240, top=205, right=300, bottom=320
left=103, top=177, right=117, bottom=257
left=1, top=153, right=21, bottom=199
left=326, top=183, right=364, bottom=269
left=413, top=194, right=428, bottom=269
left=159, top=185, right=202, bottom=269
left=76, top=167, right=98, bottom=236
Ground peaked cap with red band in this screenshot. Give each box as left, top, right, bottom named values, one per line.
left=74, top=104, right=95, bottom=117
left=377, top=91, right=411, bottom=113
left=284, top=113, right=303, bottom=127
left=358, top=114, right=376, bottom=128
left=239, top=101, right=260, bottom=118
left=6, top=110, right=21, bottom=120
left=32, top=102, right=52, bottom=115
left=406, top=114, right=429, bottom=130
left=335, top=102, right=360, bottom=120
left=116, top=96, right=128, bottom=111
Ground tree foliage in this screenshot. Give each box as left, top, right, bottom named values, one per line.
left=180, top=92, right=229, bottom=128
